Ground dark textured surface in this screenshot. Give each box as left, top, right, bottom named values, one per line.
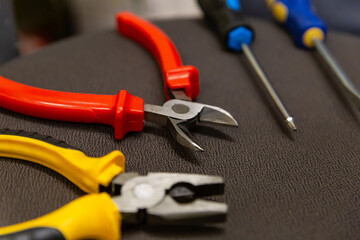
left=0, top=0, right=19, bottom=65
left=0, top=17, right=359, bottom=239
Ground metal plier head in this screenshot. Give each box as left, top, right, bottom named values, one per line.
left=111, top=172, right=227, bottom=225
left=118, top=12, right=238, bottom=151
left=145, top=99, right=238, bottom=151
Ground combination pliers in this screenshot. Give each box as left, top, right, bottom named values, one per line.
left=0, top=12, right=238, bottom=151
left=0, top=130, right=227, bottom=240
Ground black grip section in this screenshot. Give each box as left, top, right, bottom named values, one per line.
left=197, top=0, right=253, bottom=49
left=0, top=129, right=75, bottom=149
left=0, top=227, right=65, bottom=240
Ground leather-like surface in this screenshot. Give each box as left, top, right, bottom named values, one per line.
left=0, top=18, right=359, bottom=239
left=0, top=0, right=19, bottom=65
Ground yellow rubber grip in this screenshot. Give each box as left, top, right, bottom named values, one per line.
left=0, top=193, right=121, bottom=240
left=0, top=134, right=125, bottom=193
left=302, top=27, right=325, bottom=47
left=268, top=0, right=289, bottom=23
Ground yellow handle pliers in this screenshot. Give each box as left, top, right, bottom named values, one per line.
left=0, top=130, right=227, bottom=240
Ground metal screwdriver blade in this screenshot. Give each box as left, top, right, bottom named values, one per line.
left=313, top=39, right=360, bottom=111
left=242, top=44, right=297, bottom=132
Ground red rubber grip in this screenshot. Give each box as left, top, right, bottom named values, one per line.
left=0, top=76, right=144, bottom=139
left=117, top=12, right=200, bottom=100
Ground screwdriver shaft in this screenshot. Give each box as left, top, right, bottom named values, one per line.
left=242, top=44, right=297, bottom=132
left=313, top=39, right=360, bottom=109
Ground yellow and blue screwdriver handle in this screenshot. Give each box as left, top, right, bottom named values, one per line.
left=266, top=0, right=327, bottom=48
left=0, top=130, right=125, bottom=240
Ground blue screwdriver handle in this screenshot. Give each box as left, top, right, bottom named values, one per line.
left=267, top=0, right=327, bottom=48
left=197, top=0, right=254, bottom=52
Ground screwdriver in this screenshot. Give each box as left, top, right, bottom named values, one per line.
left=197, top=0, right=297, bottom=133
left=267, top=0, right=360, bottom=114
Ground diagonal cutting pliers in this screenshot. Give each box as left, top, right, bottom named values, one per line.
left=0, top=129, right=227, bottom=239
left=0, top=12, right=238, bottom=151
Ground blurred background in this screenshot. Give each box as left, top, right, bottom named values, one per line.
left=1, top=0, right=360, bottom=65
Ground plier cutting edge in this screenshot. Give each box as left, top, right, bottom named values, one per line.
left=0, top=130, right=227, bottom=239
left=0, top=12, right=238, bottom=151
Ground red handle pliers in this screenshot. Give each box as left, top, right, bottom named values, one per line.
left=0, top=12, right=237, bottom=151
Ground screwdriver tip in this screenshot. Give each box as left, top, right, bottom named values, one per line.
left=194, top=144, right=205, bottom=152
left=286, top=117, right=297, bottom=132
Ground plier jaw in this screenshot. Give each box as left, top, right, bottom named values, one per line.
left=112, top=173, right=227, bottom=225
left=145, top=99, right=238, bottom=151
